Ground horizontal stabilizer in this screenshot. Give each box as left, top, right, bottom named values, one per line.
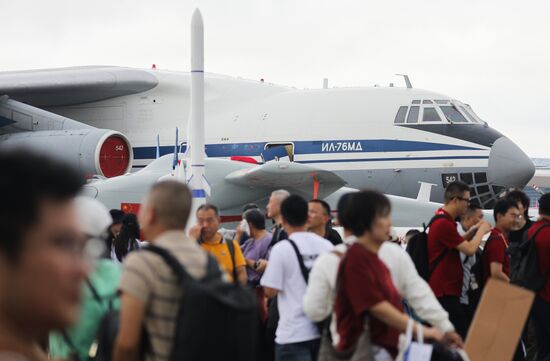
left=225, top=161, right=346, bottom=199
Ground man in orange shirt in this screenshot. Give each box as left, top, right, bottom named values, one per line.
left=190, top=204, right=247, bottom=285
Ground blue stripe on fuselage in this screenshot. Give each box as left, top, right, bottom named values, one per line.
left=132, top=139, right=483, bottom=160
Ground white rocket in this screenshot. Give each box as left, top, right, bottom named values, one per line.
left=179, top=8, right=210, bottom=217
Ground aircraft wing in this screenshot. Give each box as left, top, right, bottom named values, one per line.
left=224, top=161, right=346, bottom=199
left=528, top=169, right=550, bottom=188
left=0, top=66, right=158, bottom=107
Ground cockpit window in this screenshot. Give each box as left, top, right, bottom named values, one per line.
left=434, top=99, right=450, bottom=104
left=406, top=106, right=419, bottom=123
left=459, top=106, right=477, bottom=123
left=422, top=100, right=433, bottom=104
left=461, top=106, right=484, bottom=124
left=422, top=107, right=442, bottom=122
left=440, top=106, right=468, bottom=123
left=412, top=100, right=421, bottom=104
left=394, top=106, right=408, bottom=124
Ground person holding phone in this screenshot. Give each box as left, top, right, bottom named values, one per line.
left=237, top=209, right=272, bottom=288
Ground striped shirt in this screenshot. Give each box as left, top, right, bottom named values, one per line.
left=119, top=231, right=208, bottom=361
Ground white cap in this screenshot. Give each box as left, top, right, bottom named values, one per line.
left=74, top=196, right=112, bottom=238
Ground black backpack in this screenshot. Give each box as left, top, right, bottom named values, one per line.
left=145, top=245, right=259, bottom=361
left=509, top=222, right=550, bottom=291
left=406, top=215, right=447, bottom=281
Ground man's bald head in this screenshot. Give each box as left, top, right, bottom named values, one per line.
left=145, top=181, right=192, bottom=230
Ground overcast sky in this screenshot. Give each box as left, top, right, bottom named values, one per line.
left=1, top=0, right=549, bottom=157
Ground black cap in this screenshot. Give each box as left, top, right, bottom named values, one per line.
left=110, top=209, right=125, bottom=225
left=242, top=203, right=259, bottom=213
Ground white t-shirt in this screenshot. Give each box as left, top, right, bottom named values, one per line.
left=457, top=223, right=476, bottom=304
left=261, top=231, right=333, bottom=344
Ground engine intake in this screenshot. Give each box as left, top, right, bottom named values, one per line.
left=0, top=128, right=133, bottom=177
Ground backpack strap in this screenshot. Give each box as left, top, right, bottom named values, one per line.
left=61, top=331, right=82, bottom=361
left=425, top=214, right=447, bottom=231
left=142, top=245, right=194, bottom=282
left=269, top=225, right=283, bottom=248
left=528, top=222, right=550, bottom=243
left=426, top=214, right=450, bottom=276
left=225, top=238, right=238, bottom=282
left=287, top=239, right=309, bottom=284
left=85, top=277, right=102, bottom=304
left=429, top=249, right=449, bottom=275
left=144, top=245, right=222, bottom=283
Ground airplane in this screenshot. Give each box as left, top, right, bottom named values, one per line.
left=0, top=18, right=535, bottom=209
left=82, top=9, right=450, bottom=228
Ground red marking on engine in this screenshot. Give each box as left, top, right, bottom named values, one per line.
left=230, top=156, right=258, bottom=164
left=99, top=136, right=130, bottom=178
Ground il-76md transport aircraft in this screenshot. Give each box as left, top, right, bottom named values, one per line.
left=0, top=65, right=534, bottom=208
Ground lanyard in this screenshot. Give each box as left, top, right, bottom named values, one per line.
left=493, top=229, right=509, bottom=248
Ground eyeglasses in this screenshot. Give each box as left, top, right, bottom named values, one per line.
left=455, top=196, right=471, bottom=205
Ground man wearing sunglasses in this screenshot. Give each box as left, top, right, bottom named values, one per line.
left=0, top=150, right=86, bottom=361
left=427, top=181, right=491, bottom=338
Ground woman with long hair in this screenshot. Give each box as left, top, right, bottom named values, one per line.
left=113, top=213, right=141, bottom=262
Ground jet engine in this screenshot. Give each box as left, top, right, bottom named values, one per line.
left=0, top=128, right=133, bottom=177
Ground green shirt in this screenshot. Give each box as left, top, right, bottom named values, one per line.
left=49, top=260, right=121, bottom=361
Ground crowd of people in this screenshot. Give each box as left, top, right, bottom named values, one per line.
left=1, top=150, right=550, bottom=361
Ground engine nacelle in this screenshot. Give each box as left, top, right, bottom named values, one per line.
left=0, top=129, right=133, bottom=177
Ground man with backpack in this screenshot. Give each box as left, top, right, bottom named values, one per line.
left=525, top=193, right=550, bottom=361
left=427, top=181, right=491, bottom=338
left=481, top=199, right=520, bottom=284
left=261, top=195, right=333, bottom=361
left=114, top=181, right=210, bottom=361
left=263, top=189, right=290, bottom=361
left=507, top=190, right=533, bottom=245
left=192, top=204, right=247, bottom=285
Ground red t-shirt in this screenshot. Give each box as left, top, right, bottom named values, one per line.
left=427, top=209, right=465, bottom=298
left=528, top=220, right=550, bottom=302
left=335, top=243, right=403, bottom=357
left=481, top=228, right=510, bottom=285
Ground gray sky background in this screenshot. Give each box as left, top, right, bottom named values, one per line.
left=1, top=0, right=549, bottom=157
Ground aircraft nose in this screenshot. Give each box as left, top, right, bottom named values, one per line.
left=488, top=137, right=535, bottom=188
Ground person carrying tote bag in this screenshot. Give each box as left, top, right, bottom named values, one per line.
left=396, top=320, right=470, bottom=361
left=332, top=191, right=445, bottom=360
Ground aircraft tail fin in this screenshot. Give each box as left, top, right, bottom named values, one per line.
left=416, top=182, right=437, bottom=202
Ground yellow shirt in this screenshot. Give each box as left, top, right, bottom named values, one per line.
left=201, top=233, right=246, bottom=281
